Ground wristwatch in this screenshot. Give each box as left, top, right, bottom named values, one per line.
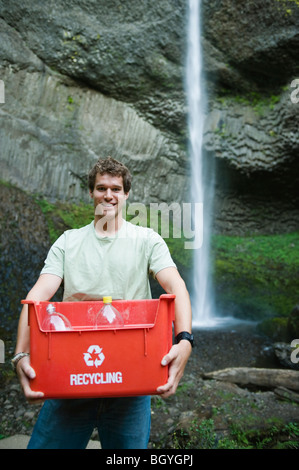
left=175, top=331, right=194, bottom=348
left=11, top=352, right=30, bottom=372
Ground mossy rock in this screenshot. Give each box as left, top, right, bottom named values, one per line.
left=287, top=305, right=299, bottom=339
left=257, top=304, right=299, bottom=342
left=211, top=232, right=299, bottom=320
left=257, top=317, right=290, bottom=342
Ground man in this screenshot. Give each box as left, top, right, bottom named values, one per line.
left=12, top=157, right=193, bottom=449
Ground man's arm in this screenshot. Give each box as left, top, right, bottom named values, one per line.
left=155, top=267, right=192, bottom=398
left=15, top=273, right=62, bottom=402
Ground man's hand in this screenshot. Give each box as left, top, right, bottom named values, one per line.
left=156, top=340, right=192, bottom=398
left=15, top=273, right=61, bottom=403
left=16, top=355, right=44, bottom=404
left=155, top=268, right=192, bottom=398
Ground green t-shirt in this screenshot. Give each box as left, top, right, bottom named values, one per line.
left=40, top=220, right=176, bottom=301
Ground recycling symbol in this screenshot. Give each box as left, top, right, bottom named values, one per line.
left=83, top=345, right=105, bottom=368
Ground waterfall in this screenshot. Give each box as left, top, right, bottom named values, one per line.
left=186, top=0, right=217, bottom=327
left=186, top=0, right=243, bottom=329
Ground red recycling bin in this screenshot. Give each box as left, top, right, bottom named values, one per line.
left=22, top=294, right=175, bottom=398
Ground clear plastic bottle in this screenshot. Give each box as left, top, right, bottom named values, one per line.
left=42, top=303, right=72, bottom=331
left=95, top=296, right=124, bottom=329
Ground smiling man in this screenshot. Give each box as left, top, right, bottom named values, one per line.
left=13, top=156, right=193, bottom=449
left=90, top=169, right=129, bottom=235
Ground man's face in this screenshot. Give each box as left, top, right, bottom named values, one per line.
left=90, top=173, right=129, bottom=220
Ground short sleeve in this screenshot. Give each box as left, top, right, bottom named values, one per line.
left=147, top=230, right=176, bottom=278
left=40, top=233, right=65, bottom=279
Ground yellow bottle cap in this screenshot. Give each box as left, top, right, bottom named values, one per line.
left=103, top=296, right=112, bottom=303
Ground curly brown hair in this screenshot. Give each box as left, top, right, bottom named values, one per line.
left=88, top=156, right=132, bottom=193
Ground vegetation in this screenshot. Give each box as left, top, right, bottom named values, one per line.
left=216, top=89, right=283, bottom=116
left=211, top=232, right=299, bottom=321
left=274, top=0, right=299, bottom=15
left=160, top=418, right=299, bottom=450
left=150, top=412, right=299, bottom=449
left=150, top=379, right=299, bottom=450
left=35, top=197, right=94, bottom=244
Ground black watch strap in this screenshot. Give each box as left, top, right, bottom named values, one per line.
left=175, top=331, right=194, bottom=347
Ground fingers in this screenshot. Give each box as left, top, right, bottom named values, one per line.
left=21, top=373, right=44, bottom=404
left=157, top=362, right=183, bottom=398
left=161, top=353, right=172, bottom=367
left=20, top=359, right=36, bottom=380
left=157, top=342, right=192, bottom=399
left=16, top=357, right=44, bottom=404
left=156, top=346, right=182, bottom=398
left=156, top=381, right=177, bottom=399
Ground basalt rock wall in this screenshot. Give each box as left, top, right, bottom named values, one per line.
left=201, top=0, right=299, bottom=235
left=0, top=0, right=298, bottom=234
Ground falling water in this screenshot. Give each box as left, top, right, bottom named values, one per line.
left=186, top=0, right=256, bottom=330
left=186, top=0, right=218, bottom=328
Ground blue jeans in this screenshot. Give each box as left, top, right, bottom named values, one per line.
left=27, top=396, right=151, bottom=449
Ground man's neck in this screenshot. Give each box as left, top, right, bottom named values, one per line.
left=94, top=215, right=124, bottom=237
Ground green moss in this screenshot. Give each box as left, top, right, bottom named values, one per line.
left=211, top=232, right=299, bottom=320
left=216, top=89, right=283, bottom=116
left=274, top=0, right=299, bottom=15
left=257, top=317, right=290, bottom=341
left=35, top=197, right=94, bottom=244
left=170, top=418, right=299, bottom=449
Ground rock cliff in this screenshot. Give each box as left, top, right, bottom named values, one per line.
left=0, top=0, right=188, bottom=206
left=0, top=0, right=298, bottom=234
left=201, top=0, right=299, bottom=234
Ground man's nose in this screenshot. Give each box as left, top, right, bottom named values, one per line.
left=104, top=188, right=113, bottom=199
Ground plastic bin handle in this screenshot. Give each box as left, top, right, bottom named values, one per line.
left=21, top=300, right=38, bottom=327
left=159, top=294, right=176, bottom=300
